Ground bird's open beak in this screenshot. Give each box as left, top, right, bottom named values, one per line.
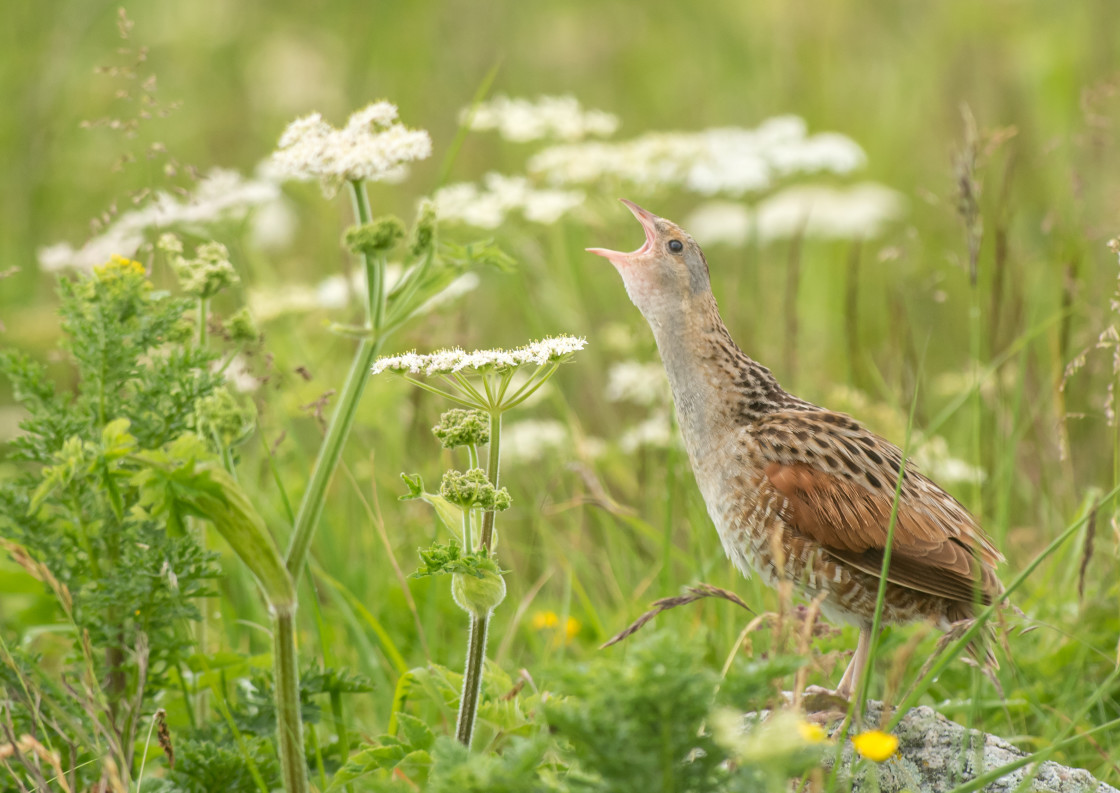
left=586, top=199, right=659, bottom=267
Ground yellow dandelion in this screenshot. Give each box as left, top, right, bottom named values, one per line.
left=797, top=721, right=828, bottom=744
left=852, top=729, right=898, bottom=762
left=564, top=616, right=580, bottom=641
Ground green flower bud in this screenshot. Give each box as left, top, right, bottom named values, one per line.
left=173, top=240, right=239, bottom=299
left=156, top=233, right=183, bottom=255
left=226, top=307, right=261, bottom=346
left=432, top=409, right=489, bottom=448
left=439, top=468, right=511, bottom=512
left=409, top=199, right=437, bottom=258
left=344, top=216, right=406, bottom=256
left=451, top=568, right=506, bottom=617
left=194, top=387, right=256, bottom=449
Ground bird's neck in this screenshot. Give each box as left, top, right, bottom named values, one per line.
left=644, top=293, right=797, bottom=440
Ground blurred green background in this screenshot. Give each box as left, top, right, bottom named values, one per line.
left=4, top=0, right=1120, bottom=778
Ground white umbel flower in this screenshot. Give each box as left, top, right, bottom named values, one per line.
left=463, top=95, right=619, bottom=142
left=38, top=168, right=284, bottom=272
left=372, top=335, right=586, bottom=376
left=683, top=182, right=906, bottom=247
left=753, top=182, right=905, bottom=241
left=433, top=173, right=584, bottom=229
left=528, top=116, right=866, bottom=197
left=604, top=361, right=670, bottom=406
left=271, top=101, right=432, bottom=196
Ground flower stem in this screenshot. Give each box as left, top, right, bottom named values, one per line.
left=284, top=179, right=385, bottom=580
left=350, top=180, right=385, bottom=330
left=478, top=411, right=501, bottom=550
left=455, top=410, right=502, bottom=747
left=285, top=339, right=379, bottom=577
left=272, top=606, right=308, bottom=793
left=455, top=614, right=490, bottom=746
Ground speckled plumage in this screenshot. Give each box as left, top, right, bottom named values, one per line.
left=589, top=200, right=1004, bottom=698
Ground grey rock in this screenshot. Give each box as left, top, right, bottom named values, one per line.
left=820, top=700, right=1117, bottom=793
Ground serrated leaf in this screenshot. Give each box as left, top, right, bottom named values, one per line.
left=325, top=746, right=394, bottom=791
left=399, top=472, right=425, bottom=500
left=395, top=712, right=435, bottom=752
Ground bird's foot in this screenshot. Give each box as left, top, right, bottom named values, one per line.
left=800, top=685, right=851, bottom=717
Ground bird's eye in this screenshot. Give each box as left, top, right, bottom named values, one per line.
left=668, top=239, right=684, bottom=253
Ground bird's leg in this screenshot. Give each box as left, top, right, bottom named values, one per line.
left=834, top=625, right=873, bottom=700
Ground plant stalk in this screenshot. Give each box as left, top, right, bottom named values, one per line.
left=285, top=179, right=385, bottom=580
left=285, top=339, right=379, bottom=577
left=455, top=409, right=502, bottom=746
left=272, top=606, right=308, bottom=793
left=455, top=613, right=490, bottom=746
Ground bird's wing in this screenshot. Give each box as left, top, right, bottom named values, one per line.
left=754, top=409, right=1003, bottom=604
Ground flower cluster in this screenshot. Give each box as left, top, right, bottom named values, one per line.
left=527, top=116, right=865, bottom=196
left=93, top=254, right=147, bottom=282
left=434, top=172, right=584, bottom=229
left=463, top=94, right=619, bottom=142
left=270, top=101, right=432, bottom=196
left=432, top=409, right=490, bottom=448
left=605, top=360, right=670, bottom=406
left=38, top=169, right=284, bottom=272
left=439, top=468, right=511, bottom=512
left=164, top=238, right=239, bottom=299
left=684, top=183, right=905, bottom=245
left=530, top=609, right=581, bottom=643
left=371, top=335, right=586, bottom=376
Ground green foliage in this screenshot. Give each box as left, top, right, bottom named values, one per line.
left=413, top=540, right=501, bottom=579
left=399, top=472, right=470, bottom=542
left=425, top=736, right=553, bottom=793
left=544, top=632, right=728, bottom=792
left=0, top=260, right=240, bottom=789
left=0, top=264, right=222, bottom=680
left=133, top=434, right=294, bottom=608
left=193, top=386, right=257, bottom=451
left=439, top=239, right=517, bottom=273
left=225, top=307, right=262, bottom=346
left=409, top=199, right=438, bottom=259
left=160, top=736, right=280, bottom=793
left=327, top=712, right=435, bottom=790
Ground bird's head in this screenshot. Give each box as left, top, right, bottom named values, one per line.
left=587, top=200, right=712, bottom=319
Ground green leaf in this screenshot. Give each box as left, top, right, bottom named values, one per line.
left=412, top=541, right=499, bottom=579
left=99, top=418, right=137, bottom=460
left=399, top=473, right=466, bottom=543
left=440, top=239, right=517, bottom=273
left=325, top=743, right=409, bottom=791
left=396, top=712, right=435, bottom=752
left=133, top=434, right=294, bottom=609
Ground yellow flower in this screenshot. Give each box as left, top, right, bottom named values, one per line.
left=529, top=610, right=580, bottom=644
left=531, top=610, right=559, bottom=630
left=852, top=729, right=899, bottom=762
left=94, top=254, right=146, bottom=281
left=797, top=721, right=828, bottom=744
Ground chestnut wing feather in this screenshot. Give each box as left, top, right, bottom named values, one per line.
left=758, top=411, right=1001, bottom=604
